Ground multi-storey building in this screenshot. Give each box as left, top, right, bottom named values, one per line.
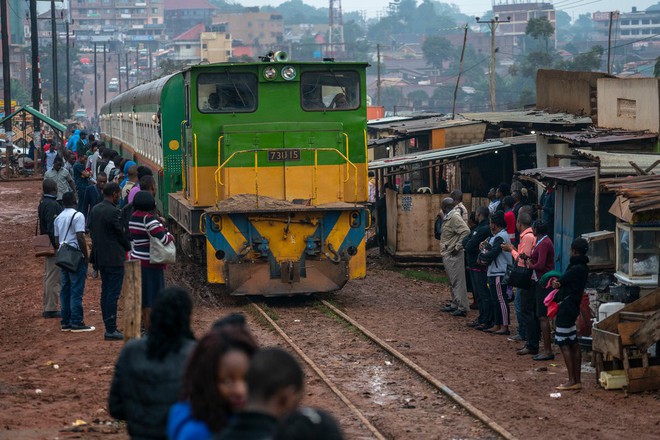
left=594, top=5, right=660, bottom=41
left=69, top=0, right=165, bottom=45
left=212, top=8, right=284, bottom=47
left=163, top=0, right=216, bottom=40
left=491, top=1, right=557, bottom=52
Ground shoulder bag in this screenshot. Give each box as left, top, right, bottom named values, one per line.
left=33, top=208, right=56, bottom=257
left=144, top=215, right=176, bottom=265
left=503, top=256, right=533, bottom=289
left=55, top=213, right=83, bottom=272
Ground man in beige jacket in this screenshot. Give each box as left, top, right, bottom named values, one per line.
left=439, top=198, right=471, bottom=316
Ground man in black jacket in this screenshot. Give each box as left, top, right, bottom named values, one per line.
left=38, top=178, right=63, bottom=318
left=462, top=206, right=493, bottom=329
left=89, top=182, right=131, bottom=340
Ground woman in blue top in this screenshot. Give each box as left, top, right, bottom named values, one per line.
left=168, top=325, right=258, bottom=439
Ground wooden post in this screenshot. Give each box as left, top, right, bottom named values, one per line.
left=123, top=260, right=142, bottom=341
left=595, top=162, right=601, bottom=231
left=512, top=147, right=518, bottom=173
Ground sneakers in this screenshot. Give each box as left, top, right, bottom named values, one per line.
left=104, top=330, right=124, bottom=341
left=450, top=309, right=467, bottom=317
left=70, top=323, right=96, bottom=332
left=61, top=325, right=71, bottom=332
left=507, top=335, right=524, bottom=342
left=441, top=305, right=457, bottom=313
left=43, top=311, right=61, bottom=319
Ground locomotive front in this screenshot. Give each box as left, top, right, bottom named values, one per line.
left=168, top=56, right=370, bottom=295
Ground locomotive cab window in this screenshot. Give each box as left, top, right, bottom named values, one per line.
left=301, top=71, right=360, bottom=111
left=198, top=72, right=257, bottom=113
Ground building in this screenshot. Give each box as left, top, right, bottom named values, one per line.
left=169, top=23, right=205, bottom=63
left=69, top=0, right=165, bottom=44
left=201, top=25, right=232, bottom=63
left=213, top=8, right=284, bottom=47
left=593, top=4, right=660, bottom=41
left=491, top=1, right=557, bottom=51
left=164, top=0, right=216, bottom=40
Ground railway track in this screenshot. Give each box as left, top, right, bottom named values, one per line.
left=250, top=297, right=517, bottom=440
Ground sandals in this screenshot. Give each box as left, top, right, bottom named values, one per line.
left=555, top=383, right=582, bottom=391
left=532, top=353, right=555, bottom=361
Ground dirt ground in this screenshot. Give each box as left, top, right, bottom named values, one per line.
left=0, top=179, right=659, bottom=439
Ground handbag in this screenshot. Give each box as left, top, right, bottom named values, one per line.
left=502, top=257, right=533, bottom=289
left=55, top=213, right=83, bottom=272
left=34, top=208, right=56, bottom=257
left=144, top=215, right=176, bottom=264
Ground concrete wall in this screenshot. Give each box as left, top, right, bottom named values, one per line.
left=536, top=69, right=613, bottom=124
left=597, top=78, right=660, bottom=133
left=536, top=133, right=571, bottom=169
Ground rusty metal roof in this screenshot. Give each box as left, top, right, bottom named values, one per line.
left=575, top=149, right=660, bottom=176
left=368, top=116, right=482, bottom=133
left=541, top=129, right=658, bottom=146
left=601, top=175, right=660, bottom=216
left=461, top=110, right=592, bottom=126
left=516, top=166, right=596, bottom=183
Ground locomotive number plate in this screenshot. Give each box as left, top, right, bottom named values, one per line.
left=268, top=149, right=301, bottom=161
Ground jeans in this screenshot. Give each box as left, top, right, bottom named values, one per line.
left=60, top=260, right=88, bottom=326
left=100, top=266, right=125, bottom=333
left=524, top=284, right=541, bottom=350
left=469, top=269, right=492, bottom=325
left=514, top=288, right=526, bottom=339
left=488, top=275, right=509, bottom=326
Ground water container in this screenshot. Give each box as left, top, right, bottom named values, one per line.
left=598, top=302, right=625, bottom=322
left=599, top=370, right=628, bottom=390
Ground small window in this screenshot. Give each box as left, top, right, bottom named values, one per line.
left=300, top=71, right=360, bottom=111
left=197, top=72, right=258, bottom=113
left=202, top=43, right=208, bottom=49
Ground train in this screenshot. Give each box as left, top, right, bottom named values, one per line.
left=99, top=53, right=370, bottom=295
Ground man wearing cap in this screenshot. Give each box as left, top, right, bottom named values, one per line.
left=439, top=198, right=471, bottom=317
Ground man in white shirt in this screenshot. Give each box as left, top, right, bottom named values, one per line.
left=86, top=143, right=100, bottom=182
left=44, top=157, right=76, bottom=202
left=54, top=191, right=93, bottom=332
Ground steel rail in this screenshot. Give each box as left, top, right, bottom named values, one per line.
left=319, top=299, right=518, bottom=440
left=250, top=301, right=387, bottom=440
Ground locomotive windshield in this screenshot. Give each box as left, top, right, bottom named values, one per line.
left=301, top=71, right=360, bottom=111
left=197, top=72, right=258, bottom=113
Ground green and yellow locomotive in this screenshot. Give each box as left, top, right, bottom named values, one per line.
left=100, top=54, right=369, bottom=295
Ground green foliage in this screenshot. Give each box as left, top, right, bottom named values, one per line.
left=655, top=57, right=660, bottom=77
left=422, top=35, right=453, bottom=69
left=525, top=17, right=555, bottom=52
left=407, top=90, right=429, bottom=108
left=556, top=45, right=604, bottom=71
left=158, top=59, right=186, bottom=76
left=262, top=0, right=327, bottom=24
left=381, top=86, right=404, bottom=112
left=10, top=79, right=30, bottom=106
left=399, top=269, right=448, bottom=284
left=519, top=51, right=557, bottom=78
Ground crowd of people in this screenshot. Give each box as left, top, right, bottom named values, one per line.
left=108, top=287, right=345, bottom=439
left=37, top=131, right=173, bottom=339
left=438, top=182, right=590, bottom=391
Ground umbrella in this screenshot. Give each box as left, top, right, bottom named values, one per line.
left=80, top=57, right=90, bottom=64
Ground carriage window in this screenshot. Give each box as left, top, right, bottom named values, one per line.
left=301, top=71, right=360, bottom=111
left=197, top=72, right=257, bottom=113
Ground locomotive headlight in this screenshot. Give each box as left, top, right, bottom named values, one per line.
left=263, top=66, right=277, bottom=80
left=281, top=65, right=296, bottom=81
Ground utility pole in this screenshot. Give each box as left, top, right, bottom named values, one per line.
left=452, top=25, right=468, bottom=119
left=50, top=0, right=59, bottom=120
left=125, top=52, right=129, bottom=91
left=1, top=0, right=11, bottom=131
left=103, top=43, right=107, bottom=103
left=607, top=11, right=614, bottom=74
left=476, top=15, right=510, bottom=112
left=29, top=0, right=40, bottom=111
left=376, top=44, right=381, bottom=107
left=148, top=44, right=153, bottom=81
left=117, top=52, right=122, bottom=93
left=94, top=43, right=98, bottom=123
left=65, top=16, right=71, bottom=119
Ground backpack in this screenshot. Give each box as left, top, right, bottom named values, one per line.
left=434, top=216, right=443, bottom=240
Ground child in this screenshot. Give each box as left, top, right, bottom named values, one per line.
left=217, top=348, right=304, bottom=439
left=168, top=326, right=258, bottom=439
left=551, top=238, right=590, bottom=390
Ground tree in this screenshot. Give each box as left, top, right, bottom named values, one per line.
left=158, top=59, right=186, bottom=76
left=10, top=79, right=30, bottom=106
left=526, top=17, right=555, bottom=52
left=422, top=35, right=453, bottom=70
left=381, top=87, right=404, bottom=112
left=557, top=45, right=604, bottom=71
left=407, top=90, right=429, bottom=109
left=555, top=10, right=572, bottom=43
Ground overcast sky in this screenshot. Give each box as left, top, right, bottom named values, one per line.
left=236, top=0, right=659, bottom=20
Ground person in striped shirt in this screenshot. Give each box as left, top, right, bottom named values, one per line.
left=129, top=191, right=174, bottom=331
